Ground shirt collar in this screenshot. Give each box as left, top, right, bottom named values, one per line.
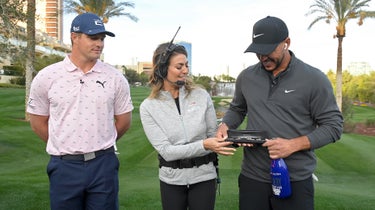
left=64, top=55, right=103, bottom=73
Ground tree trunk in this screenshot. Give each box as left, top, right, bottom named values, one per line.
left=25, top=0, right=36, bottom=121
left=336, top=37, right=343, bottom=112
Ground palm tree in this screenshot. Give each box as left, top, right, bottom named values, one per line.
left=25, top=0, right=36, bottom=121
left=306, top=0, right=375, bottom=111
left=0, top=0, right=31, bottom=120
left=65, top=0, right=138, bottom=23
left=0, top=0, right=27, bottom=59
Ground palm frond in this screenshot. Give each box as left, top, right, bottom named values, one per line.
left=64, top=0, right=138, bottom=23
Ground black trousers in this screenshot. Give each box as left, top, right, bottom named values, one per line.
left=239, top=173, right=314, bottom=210
left=160, top=179, right=217, bottom=210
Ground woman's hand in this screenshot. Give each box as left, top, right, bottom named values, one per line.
left=203, top=137, right=236, bottom=156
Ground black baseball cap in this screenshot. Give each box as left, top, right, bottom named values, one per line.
left=70, top=13, right=115, bottom=37
left=244, top=16, right=288, bottom=55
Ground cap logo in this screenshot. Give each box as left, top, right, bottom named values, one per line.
left=72, top=26, right=80, bottom=31
left=253, top=33, right=264, bottom=39
left=94, top=20, right=103, bottom=26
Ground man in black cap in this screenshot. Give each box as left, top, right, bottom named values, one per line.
left=27, top=13, right=133, bottom=209
left=217, top=16, right=343, bottom=210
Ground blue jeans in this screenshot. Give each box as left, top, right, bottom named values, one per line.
left=47, top=152, right=119, bottom=210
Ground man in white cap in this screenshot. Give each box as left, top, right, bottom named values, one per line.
left=27, top=12, right=133, bottom=210
left=217, top=16, right=343, bottom=210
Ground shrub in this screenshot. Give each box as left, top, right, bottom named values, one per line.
left=365, top=119, right=375, bottom=127
left=342, top=96, right=354, bottom=133
left=9, top=77, right=25, bottom=85
left=343, top=120, right=356, bottom=133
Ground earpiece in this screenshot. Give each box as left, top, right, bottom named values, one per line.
left=284, top=43, right=287, bottom=50
left=155, top=66, right=168, bottom=79
left=159, top=66, right=168, bottom=78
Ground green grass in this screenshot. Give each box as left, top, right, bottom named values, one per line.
left=351, top=105, right=375, bottom=123
left=0, top=87, right=375, bottom=210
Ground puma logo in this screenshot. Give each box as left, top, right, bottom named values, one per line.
left=96, top=80, right=106, bottom=88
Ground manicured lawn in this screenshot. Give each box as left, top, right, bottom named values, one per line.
left=0, top=87, right=374, bottom=209
left=351, top=105, right=375, bottom=123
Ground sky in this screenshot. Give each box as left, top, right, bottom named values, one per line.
left=62, top=0, right=375, bottom=77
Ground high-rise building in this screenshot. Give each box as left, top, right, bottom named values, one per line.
left=0, top=0, right=67, bottom=77
left=36, top=0, right=63, bottom=41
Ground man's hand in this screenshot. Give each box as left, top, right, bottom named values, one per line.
left=216, top=122, right=229, bottom=139
left=263, top=136, right=311, bottom=159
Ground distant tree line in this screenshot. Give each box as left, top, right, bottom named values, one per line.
left=4, top=52, right=375, bottom=109
left=326, top=70, right=375, bottom=105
